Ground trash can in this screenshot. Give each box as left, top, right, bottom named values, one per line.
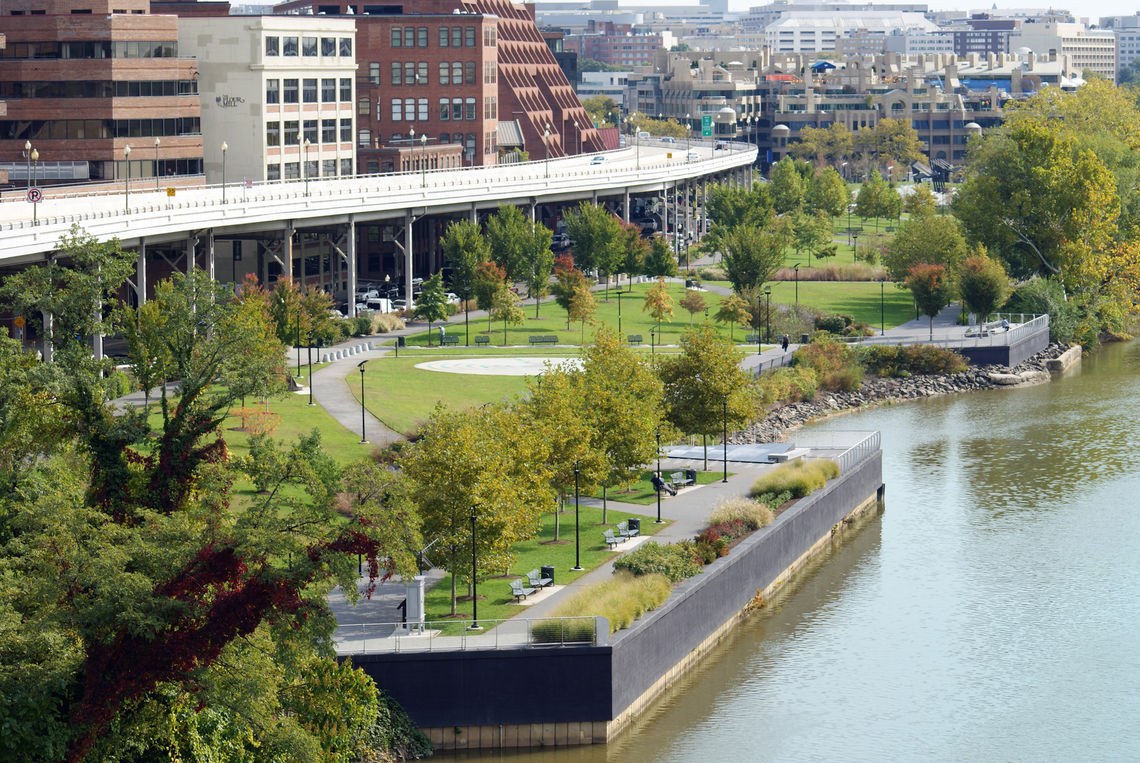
left=397, top=336, right=406, bottom=347
left=627, top=518, right=641, bottom=535
left=541, top=565, right=555, bottom=586
left=685, top=468, right=697, bottom=483
left=801, top=333, right=810, bottom=344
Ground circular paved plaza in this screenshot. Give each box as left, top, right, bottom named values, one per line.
left=413, top=357, right=582, bottom=376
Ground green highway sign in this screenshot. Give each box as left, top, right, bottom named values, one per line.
left=701, top=114, right=713, bottom=137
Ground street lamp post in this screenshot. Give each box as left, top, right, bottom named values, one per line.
left=617, top=287, right=622, bottom=334
left=722, top=395, right=728, bottom=483
left=655, top=427, right=663, bottom=524
left=852, top=231, right=859, bottom=263
left=685, top=112, right=691, bottom=156
left=794, top=263, right=800, bottom=304
left=572, top=464, right=582, bottom=571
left=30, top=148, right=39, bottom=226
left=123, top=145, right=131, bottom=213
left=764, top=286, right=772, bottom=344
left=573, top=122, right=580, bottom=154
left=154, top=137, right=160, bottom=192
left=24, top=140, right=31, bottom=194
left=307, top=340, right=314, bottom=406
left=356, top=360, right=367, bottom=443
left=420, top=133, right=427, bottom=187
left=650, top=327, right=655, bottom=355
left=880, top=279, right=885, bottom=336
left=295, top=312, right=302, bottom=376
left=544, top=123, right=551, bottom=178
left=221, top=141, right=228, bottom=203
left=469, top=508, right=481, bottom=630
left=303, top=138, right=311, bottom=196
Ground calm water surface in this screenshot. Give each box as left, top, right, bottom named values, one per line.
left=455, top=342, right=1140, bottom=762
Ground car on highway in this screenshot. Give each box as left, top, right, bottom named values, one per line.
left=661, top=136, right=677, bottom=144
left=590, top=155, right=607, bottom=165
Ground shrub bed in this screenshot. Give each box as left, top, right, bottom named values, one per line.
left=793, top=335, right=864, bottom=391
left=708, top=497, right=775, bottom=530
left=857, top=344, right=967, bottom=377
left=533, top=571, right=672, bottom=637
left=772, top=263, right=885, bottom=281
left=750, top=459, right=839, bottom=502
left=613, top=542, right=702, bottom=582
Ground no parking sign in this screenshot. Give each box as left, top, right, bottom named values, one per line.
left=26, top=187, right=42, bottom=203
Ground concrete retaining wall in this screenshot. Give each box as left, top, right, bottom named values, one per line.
left=958, top=325, right=1049, bottom=368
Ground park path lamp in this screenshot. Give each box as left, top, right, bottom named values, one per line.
left=650, top=327, right=655, bottom=355
left=617, top=286, right=622, bottom=334
left=220, top=141, right=228, bottom=203
left=356, top=360, right=367, bottom=443
left=154, top=137, right=160, bottom=191
left=420, top=132, right=427, bottom=187
left=24, top=140, right=32, bottom=194
left=469, top=507, right=481, bottom=630
left=852, top=231, right=859, bottom=264
left=880, top=278, right=885, bottom=336
left=722, top=395, right=729, bottom=483
left=123, top=145, right=132, bottom=212
left=685, top=113, right=691, bottom=156
left=30, top=147, right=39, bottom=226
left=303, top=138, right=311, bottom=196
left=794, top=263, right=800, bottom=304
left=655, top=427, right=663, bottom=524
left=544, top=123, right=551, bottom=178
left=572, top=464, right=583, bottom=571
left=764, top=286, right=773, bottom=344
left=574, top=121, right=581, bottom=154
left=308, top=339, right=317, bottom=406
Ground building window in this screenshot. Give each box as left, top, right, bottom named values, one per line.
left=439, top=97, right=450, bottom=120
left=340, top=38, right=352, bottom=57
left=266, top=121, right=280, bottom=146
left=417, top=62, right=428, bottom=86
left=484, top=61, right=496, bottom=84
left=391, top=27, right=401, bottom=47
left=265, top=36, right=279, bottom=56
left=284, top=120, right=299, bottom=145
left=305, top=159, right=318, bottom=178
left=452, top=97, right=462, bottom=121
left=391, top=98, right=402, bottom=121
left=451, top=27, right=462, bottom=47
left=321, top=37, right=335, bottom=57
left=321, top=78, right=335, bottom=103
left=340, top=118, right=351, bottom=142
left=283, top=37, right=298, bottom=56
left=358, top=97, right=370, bottom=115
left=302, top=37, right=317, bottom=56
left=391, top=62, right=402, bottom=86
left=283, top=78, right=298, bottom=104
left=284, top=162, right=300, bottom=179
left=404, top=62, right=414, bottom=86
left=439, top=27, right=449, bottom=47
left=322, top=158, right=336, bottom=177
left=465, top=97, right=476, bottom=121
left=266, top=78, right=279, bottom=104
left=369, top=62, right=380, bottom=84
left=405, top=98, right=415, bottom=122
left=340, top=78, right=351, bottom=101
left=303, top=119, right=317, bottom=143
left=439, top=62, right=449, bottom=85
left=418, top=97, right=428, bottom=121
left=465, top=27, right=475, bottom=47
left=358, top=129, right=371, bottom=147
left=418, top=27, right=428, bottom=47
left=322, top=118, right=336, bottom=143
left=403, top=27, right=414, bottom=47
left=452, top=62, right=462, bottom=83
left=267, top=163, right=281, bottom=181
left=303, top=78, right=317, bottom=103
left=484, top=27, right=496, bottom=47
left=465, top=133, right=475, bottom=157
left=341, top=158, right=353, bottom=176
left=465, top=61, right=475, bottom=85
left=453, top=132, right=464, bottom=146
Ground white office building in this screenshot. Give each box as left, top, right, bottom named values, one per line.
left=765, top=11, right=939, bottom=53
left=178, top=16, right=357, bottom=185
left=1011, top=21, right=1115, bottom=79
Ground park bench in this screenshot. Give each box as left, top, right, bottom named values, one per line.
left=769, top=447, right=810, bottom=464
left=510, top=579, right=537, bottom=602
left=527, top=569, right=553, bottom=588
left=440, top=335, right=459, bottom=345
left=529, top=335, right=558, bottom=345
left=603, top=529, right=624, bottom=549
left=745, top=334, right=761, bottom=343
left=475, top=335, right=491, bottom=345
left=965, top=321, right=1006, bottom=338
left=627, top=334, right=643, bottom=345
left=617, top=520, right=640, bottom=540
left=670, top=470, right=696, bottom=489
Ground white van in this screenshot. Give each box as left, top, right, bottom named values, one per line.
left=637, top=130, right=650, bottom=140
left=366, top=297, right=394, bottom=313
left=686, top=149, right=700, bottom=162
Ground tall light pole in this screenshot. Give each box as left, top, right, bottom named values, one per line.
left=419, top=133, right=427, bottom=187
left=574, top=121, right=580, bottom=154
left=794, top=263, right=800, bottom=304
left=302, top=138, right=311, bottom=196
left=764, top=286, right=772, bottom=344
left=220, top=141, right=228, bottom=203
left=722, top=395, right=728, bottom=483
left=655, top=427, right=663, bottom=524
left=544, top=123, right=551, bottom=178
left=307, top=339, right=315, bottom=406
left=123, top=144, right=131, bottom=213
left=572, top=464, right=583, bottom=571
left=685, top=113, right=691, bottom=156
left=30, top=148, right=39, bottom=226
left=617, top=286, right=622, bottom=334
left=852, top=231, right=859, bottom=264
left=468, top=507, right=481, bottom=630
left=154, top=137, right=160, bottom=191
left=356, top=360, right=367, bottom=443
left=880, top=279, right=885, bottom=336
left=24, top=140, right=32, bottom=194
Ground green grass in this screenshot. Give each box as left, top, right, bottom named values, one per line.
left=422, top=504, right=667, bottom=633
left=587, top=469, right=730, bottom=505
left=702, top=280, right=913, bottom=329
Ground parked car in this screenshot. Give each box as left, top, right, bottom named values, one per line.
left=552, top=232, right=572, bottom=250
left=392, top=298, right=415, bottom=312
left=445, top=292, right=461, bottom=305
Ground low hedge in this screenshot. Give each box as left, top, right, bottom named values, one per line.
left=612, top=541, right=701, bottom=582
left=857, top=344, right=967, bottom=377
left=533, top=571, right=672, bottom=637
left=749, top=458, right=839, bottom=501
left=793, top=336, right=864, bottom=391
left=754, top=365, right=819, bottom=406
left=708, top=497, right=774, bottom=530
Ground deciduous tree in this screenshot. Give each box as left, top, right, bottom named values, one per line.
left=714, top=293, right=752, bottom=341
left=957, top=251, right=1010, bottom=324
left=563, top=202, right=624, bottom=296
left=721, top=225, right=786, bottom=293
left=906, top=263, right=952, bottom=340
left=680, top=288, right=707, bottom=325
left=414, top=271, right=451, bottom=345
left=642, top=277, right=674, bottom=339
left=883, top=215, right=968, bottom=283
left=441, top=219, right=490, bottom=344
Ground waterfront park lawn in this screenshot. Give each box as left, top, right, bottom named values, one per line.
left=422, top=503, right=668, bottom=633
left=585, top=468, right=727, bottom=505
left=698, top=279, right=915, bottom=329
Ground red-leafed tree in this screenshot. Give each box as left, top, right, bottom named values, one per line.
left=905, top=263, right=953, bottom=340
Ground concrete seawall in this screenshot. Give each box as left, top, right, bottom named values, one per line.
left=352, top=449, right=884, bottom=752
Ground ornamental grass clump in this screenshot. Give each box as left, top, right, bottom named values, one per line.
left=750, top=458, right=839, bottom=502
left=612, top=541, right=702, bottom=582
left=533, top=571, right=672, bottom=637
left=708, top=497, right=775, bottom=530
left=753, top=365, right=819, bottom=406
left=857, top=344, right=967, bottom=377
left=793, top=335, right=863, bottom=391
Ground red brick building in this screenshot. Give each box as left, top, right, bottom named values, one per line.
left=0, top=0, right=203, bottom=186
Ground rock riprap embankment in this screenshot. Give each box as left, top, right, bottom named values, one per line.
left=736, top=343, right=1073, bottom=444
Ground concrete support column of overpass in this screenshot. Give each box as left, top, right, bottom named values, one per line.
left=41, top=309, right=53, bottom=364
left=136, top=240, right=147, bottom=306
left=529, top=200, right=535, bottom=223
left=623, top=189, right=630, bottom=222
left=284, top=225, right=294, bottom=282
left=661, top=185, right=668, bottom=251
left=186, top=234, right=198, bottom=275
left=404, top=211, right=414, bottom=307
left=346, top=216, right=357, bottom=318
left=673, top=183, right=680, bottom=255
left=207, top=231, right=215, bottom=284
left=92, top=283, right=103, bottom=362
left=703, top=180, right=709, bottom=238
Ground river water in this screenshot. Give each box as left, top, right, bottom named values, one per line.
left=454, top=342, right=1140, bottom=762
